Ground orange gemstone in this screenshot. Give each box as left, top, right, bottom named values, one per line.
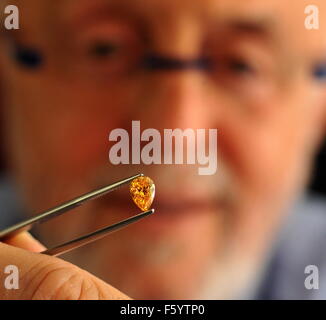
left=130, top=176, right=155, bottom=211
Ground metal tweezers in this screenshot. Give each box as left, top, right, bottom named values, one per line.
left=0, top=173, right=155, bottom=257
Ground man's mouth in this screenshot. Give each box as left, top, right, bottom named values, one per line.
left=152, top=195, right=217, bottom=215
left=96, top=190, right=219, bottom=218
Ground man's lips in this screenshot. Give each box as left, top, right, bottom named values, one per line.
left=96, top=190, right=218, bottom=216
left=152, top=197, right=216, bottom=214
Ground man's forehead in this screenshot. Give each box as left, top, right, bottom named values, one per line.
left=12, top=0, right=325, bottom=22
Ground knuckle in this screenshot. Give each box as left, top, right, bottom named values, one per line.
left=21, top=260, right=101, bottom=300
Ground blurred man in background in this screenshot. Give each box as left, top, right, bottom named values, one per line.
left=0, top=0, right=326, bottom=299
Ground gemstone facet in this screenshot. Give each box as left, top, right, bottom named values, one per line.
left=130, top=176, right=155, bottom=211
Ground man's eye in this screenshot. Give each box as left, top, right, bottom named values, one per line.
left=88, top=41, right=119, bottom=59
left=313, top=63, right=326, bottom=81
left=226, top=58, right=255, bottom=75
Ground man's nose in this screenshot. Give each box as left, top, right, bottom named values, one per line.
left=134, top=67, right=215, bottom=131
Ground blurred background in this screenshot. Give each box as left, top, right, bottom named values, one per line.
left=310, top=141, right=326, bottom=195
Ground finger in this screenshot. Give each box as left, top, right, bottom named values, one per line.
left=0, top=242, right=131, bottom=300
left=3, top=232, right=46, bottom=253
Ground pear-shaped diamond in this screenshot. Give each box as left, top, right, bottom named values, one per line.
left=130, top=176, right=155, bottom=211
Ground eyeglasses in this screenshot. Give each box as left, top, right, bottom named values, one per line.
left=7, top=37, right=326, bottom=107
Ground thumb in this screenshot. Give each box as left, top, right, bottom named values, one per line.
left=0, top=234, right=131, bottom=300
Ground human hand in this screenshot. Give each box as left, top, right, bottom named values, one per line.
left=0, top=232, right=131, bottom=300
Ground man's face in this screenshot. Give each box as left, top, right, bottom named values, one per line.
left=1, top=0, right=326, bottom=299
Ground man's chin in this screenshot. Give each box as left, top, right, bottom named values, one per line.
left=103, top=244, right=215, bottom=300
